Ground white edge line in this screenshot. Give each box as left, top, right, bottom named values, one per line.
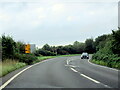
left=0, top=60, right=49, bottom=89
left=88, top=59, right=119, bottom=71
left=80, top=74, right=100, bottom=84
left=70, top=68, right=78, bottom=72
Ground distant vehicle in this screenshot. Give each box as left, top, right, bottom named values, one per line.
left=81, top=52, right=89, bottom=59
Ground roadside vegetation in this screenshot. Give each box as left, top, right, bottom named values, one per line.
left=92, top=28, right=120, bottom=69
left=33, top=54, right=80, bottom=64
left=0, top=35, right=38, bottom=77
left=35, top=28, right=120, bottom=69
left=0, top=59, right=26, bottom=77
left=1, top=28, right=120, bottom=77
left=34, top=39, right=95, bottom=56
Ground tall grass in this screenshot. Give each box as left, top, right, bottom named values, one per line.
left=0, top=59, right=26, bottom=77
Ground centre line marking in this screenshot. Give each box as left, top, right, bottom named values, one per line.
left=80, top=74, right=100, bottom=84
left=70, top=68, right=78, bottom=72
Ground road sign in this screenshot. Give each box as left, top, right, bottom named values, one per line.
left=25, top=44, right=31, bottom=53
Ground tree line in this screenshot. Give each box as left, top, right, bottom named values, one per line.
left=34, top=28, right=120, bottom=69
left=35, top=28, right=120, bottom=57
left=1, top=28, right=120, bottom=68
left=1, top=35, right=37, bottom=64
left=35, top=39, right=96, bottom=56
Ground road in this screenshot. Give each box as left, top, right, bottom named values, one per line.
left=3, top=56, right=119, bottom=88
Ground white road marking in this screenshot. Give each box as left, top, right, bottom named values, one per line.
left=70, top=68, right=78, bottom=72
left=0, top=59, right=50, bottom=89
left=88, top=59, right=119, bottom=71
left=67, top=56, right=112, bottom=88
left=103, top=84, right=111, bottom=88
left=66, top=60, right=69, bottom=65
left=80, top=74, right=100, bottom=84
left=65, top=65, right=78, bottom=68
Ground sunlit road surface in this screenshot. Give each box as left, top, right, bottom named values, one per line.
left=3, top=56, right=119, bottom=88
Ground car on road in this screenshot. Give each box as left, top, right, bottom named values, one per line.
left=81, top=52, right=89, bottom=59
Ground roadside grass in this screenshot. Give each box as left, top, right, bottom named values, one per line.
left=0, top=59, right=26, bottom=77
left=33, top=54, right=80, bottom=64
left=1, top=54, right=80, bottom=77
left=38, top=54, right=80, bottom=60
left=91, top=59, right=120, bottom=70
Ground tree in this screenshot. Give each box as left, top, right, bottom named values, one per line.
left=51, top=46, right=57, bottom=54
left=36, top=49, right=56, bottom=56
left=2, top=35, right=16, bottom=60
left=85, top=38, right=95, bottom=54
left=63, top=45, right=75, bottom=54
left=16, top=41, right=25, bottom=54
left=94, top=34, right=108, bottom=51
left=0, top=37, right=2, bottom=60
left=42, top=44, right=51, bottom=51
left=112, top=28, right=120, bottom=56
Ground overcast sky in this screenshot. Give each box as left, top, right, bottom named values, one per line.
left=0, top=0, right=119, bottom=48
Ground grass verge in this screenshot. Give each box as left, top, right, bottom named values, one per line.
left=33, top=54, right=80, bottom=64
left=90, top=59, right=120, bottom=70
left=0, top=59, right=26, bottom=77
left=1, top=54, right=80, bottom=77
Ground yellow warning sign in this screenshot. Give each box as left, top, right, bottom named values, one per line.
left=25, top=44, right=31, bottom=53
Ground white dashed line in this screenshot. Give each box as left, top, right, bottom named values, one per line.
left=66, top=60, right=69, bottom=65
left=67, top=57, right=112, bottom=88
left=103, top=84, right=111, bottom=88
left=70, top=68, right=78, bottom=72
left=65, top=64, right=79, bottom=68
left=80, top=74, right=100, bottom=84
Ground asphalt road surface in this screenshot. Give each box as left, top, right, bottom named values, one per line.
left=4, top=56, right=119, bottom=88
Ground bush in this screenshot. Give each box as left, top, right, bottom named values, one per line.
left=92, top=53, right=120, bottom=69
left=14, top=53, right=37, bottom=65
left=36, top=49, right=57, bottom=56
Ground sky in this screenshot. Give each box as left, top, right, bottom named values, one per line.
left=0, top=0, right=119, bottom=48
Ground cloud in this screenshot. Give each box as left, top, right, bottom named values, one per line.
left=0, top=13, right=10, bottom=22
left=89, top=11, right=96, bottom=15
left=67, top=16, right=75, bottom=22
left=0, top=0, right=119, bottom=3
left=0, top=1, right=118, bottom=46
left=51, top=4, right=65, bottom=15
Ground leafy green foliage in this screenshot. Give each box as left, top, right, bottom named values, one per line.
left=0, top=37, right=2, bottom=60
left=16, top=41, right=25, bottom=54
left=14, top=53, right=37, bottom=65
left=35, top=49, right=57, bottom=56
left=2, top=35, right=37, bottom=64
left=112, top=28, right=120, bottom=56
left=2, top=35, right=16, bottom=60
left=35, top=40, right=95, bottom=56
left=85, top=38, right=96, bottom=54
left=92, top=28, right=120, bottom=69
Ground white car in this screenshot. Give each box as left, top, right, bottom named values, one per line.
left=81, top=52, right=89, bottom=59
